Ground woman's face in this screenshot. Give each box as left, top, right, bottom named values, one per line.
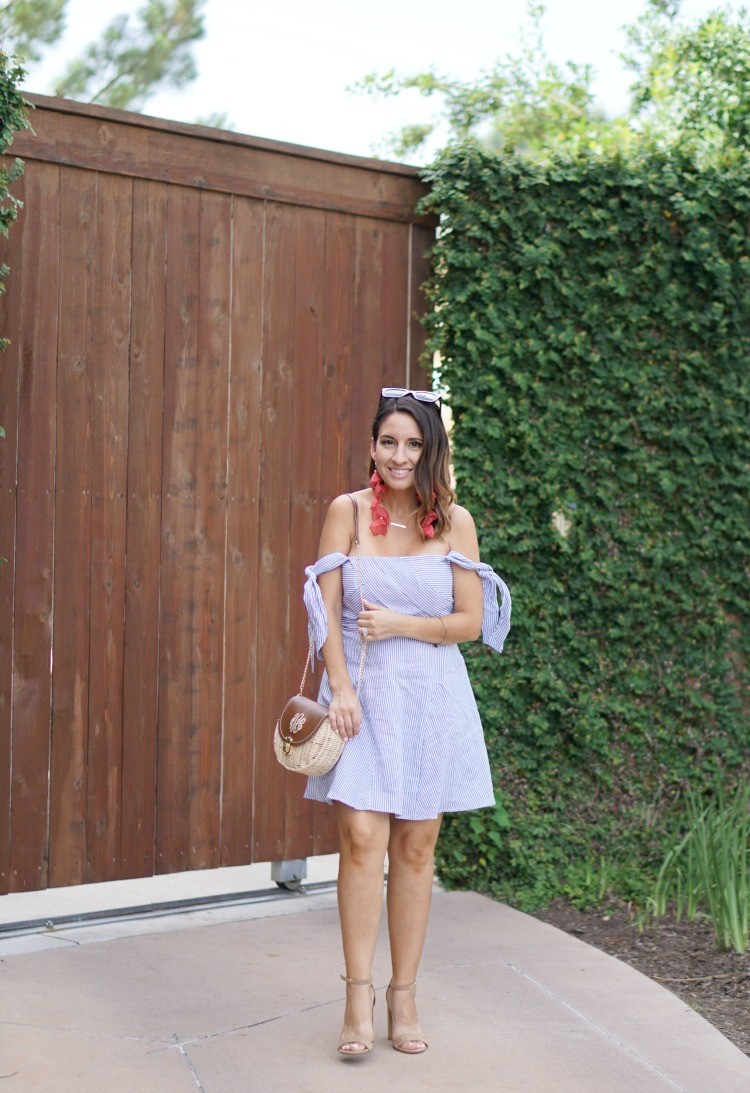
left=371, top=411, right=423, bottom=491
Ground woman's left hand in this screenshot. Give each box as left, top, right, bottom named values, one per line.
left=357, top=599, right=403, bottom=641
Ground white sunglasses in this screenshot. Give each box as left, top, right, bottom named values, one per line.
left=381, top=387, right=442, bottom=409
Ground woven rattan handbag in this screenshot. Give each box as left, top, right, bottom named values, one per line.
left=273, top=496, right=366, bottom=776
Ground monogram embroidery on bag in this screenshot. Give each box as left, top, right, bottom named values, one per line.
left=289, top=712, right=307, bottom=734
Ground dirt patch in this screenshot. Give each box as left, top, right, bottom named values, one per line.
left=535, top=899, right=750, bottom=1057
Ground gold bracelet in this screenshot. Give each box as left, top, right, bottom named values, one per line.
left=434, top=617, right=448, bottom=647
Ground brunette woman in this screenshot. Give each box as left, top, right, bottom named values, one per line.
left=302, top=388, right=511, bottom=1058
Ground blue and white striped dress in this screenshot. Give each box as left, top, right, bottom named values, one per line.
left=302, top=551, right=511, bottom=821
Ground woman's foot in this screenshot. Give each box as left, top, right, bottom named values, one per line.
left=386, top=980, right=428, bottom=1054
left=337, top=976, right=375, bottom=1057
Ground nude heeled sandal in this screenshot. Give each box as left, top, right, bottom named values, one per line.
left=337, top=975, right=376, bottom=1057
left=386, top=980, right=428, bottom=1054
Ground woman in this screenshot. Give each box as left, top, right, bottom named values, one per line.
left=302, top=388, right=511, bottom=1058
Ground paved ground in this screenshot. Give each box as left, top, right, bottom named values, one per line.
left=1, top=867, right=749, bottom=1092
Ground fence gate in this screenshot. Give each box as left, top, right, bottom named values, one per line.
left=0, top=95, right=434, bottom=893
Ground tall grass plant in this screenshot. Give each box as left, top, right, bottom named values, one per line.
left=649, top=780, right=750, bottom=954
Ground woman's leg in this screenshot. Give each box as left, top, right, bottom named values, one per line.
left=335, top=802, right=390, bottom=1050
left=385, top=815, right=443, bottom=1047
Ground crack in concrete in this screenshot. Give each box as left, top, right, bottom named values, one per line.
left=171, top=1036, right=206, bottom=1092
left=0, top=1018, right=177, bottom=1046
left=503, top=960, right=689, bottom=1092
left=146, top=997, right=342, bottom=1055
left=413, top=959, right=690, bottom=1091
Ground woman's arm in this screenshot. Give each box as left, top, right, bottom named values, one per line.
left=357, top=506, right=483, bottom=645
left=316, top=495, right=363, bottom=739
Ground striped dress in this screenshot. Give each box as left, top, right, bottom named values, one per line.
left=302, top=551, right=511, bottom=821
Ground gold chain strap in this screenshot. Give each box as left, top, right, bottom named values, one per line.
left=299, top=495, right=367, bottom=697
left=298, top=645, right=314, bottom=695
left=352, top=505, right=368, bottom=692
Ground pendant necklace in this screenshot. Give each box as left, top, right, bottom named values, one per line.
left=390, top=520, right=408, bottom=528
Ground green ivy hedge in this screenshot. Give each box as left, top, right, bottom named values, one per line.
left=0, top=49, right=30, bottom=354
left=423, top=145, right=750, bottom=911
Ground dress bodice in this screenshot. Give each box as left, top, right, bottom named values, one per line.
left=303, top=551, right=511, bottom=654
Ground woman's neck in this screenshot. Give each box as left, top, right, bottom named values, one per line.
left=382, top=495, right=417, bottom=526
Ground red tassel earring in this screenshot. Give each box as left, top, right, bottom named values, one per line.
left=416, top=488, right=438, bottom=539
left=369, top=470, right=390, bottom=536
left=420, top=509, right=438, bottom=538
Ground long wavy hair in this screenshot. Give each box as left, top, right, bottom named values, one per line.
left=369, top=395, right=455, bottom=539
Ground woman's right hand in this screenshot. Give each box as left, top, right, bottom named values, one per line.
left=328, top=687, right=363, bottom=740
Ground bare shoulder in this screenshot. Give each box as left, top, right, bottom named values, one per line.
left=327, top=492, right=357, bottom=515
left=449, top=504, right=476, bottom=533
left=324, top=492, right=360, bottom=532
left=326, top=490, right=371, bottom=523
left=446, top=504, right=480, bottom=561
left=318, top=492, right=359, bottom=557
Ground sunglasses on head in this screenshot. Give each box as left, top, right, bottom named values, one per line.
left=381, top=387, right=442, bottom=410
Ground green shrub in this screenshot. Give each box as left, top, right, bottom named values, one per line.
left=0, top=48, right=30, bottom=354
left=426, top=145, right=750, bottom=910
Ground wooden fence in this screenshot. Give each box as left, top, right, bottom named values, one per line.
left=0, top=96, right=434, bottom=893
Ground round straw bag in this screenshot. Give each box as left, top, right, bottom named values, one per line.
left=273, top=694, right=345, bottom=776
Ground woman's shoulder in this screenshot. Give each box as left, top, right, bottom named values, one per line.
left=325, top=490, right=370, bottom=525
left=328, top=489, right=371, bottom=510
left=319, top=494, right=362, bottom=555
left=445, top=504, right=480, bottom=560
left=319, top=491, right=368, bottom=553
left=447, top=503, right=476, bottom=532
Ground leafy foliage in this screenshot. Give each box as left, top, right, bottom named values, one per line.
left=627, top=5, right=750, bottom=161
left=54, top=0, right=205, bottom=111
left=355, top=3, right=625, bottom=161
left=0, top=48, right=30, bottom=355
left=2, top=0, right=206, bottom=114
left=357, top=1, right=750, bottom=166
left=0, top=0, right=67, bottom=63
left=424, top=145, right=750, bottom=911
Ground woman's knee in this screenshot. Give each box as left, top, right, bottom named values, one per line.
left=337, top=808, right=389, bottom=863
left=388, top=825, right=440, bottom=870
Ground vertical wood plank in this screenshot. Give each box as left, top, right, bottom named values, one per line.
left=0, top=171, right=24, bottom=894
left=6, top=165, right=59, bottom=891
left=350, top=219, right=389, bottom=488
left=378, top=219, right=411, bottom=392
left=310, top=210, right=358, bottom=857
left=48, top=167, right=96, bottom=887
left=120, top=179, right=168, bottom=879
left=84, top=174, right=132, bottom=883
left=252, top=202, right=297, bottom=862
left=156, top=185, right=201, bottom=875
left=321, top=211, right=356, bottom=508
left=187, top=188, right=231, bottom=870
left=282, top=205, right=326, bottom=860
left=220, top=195, right=264, bottom=867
